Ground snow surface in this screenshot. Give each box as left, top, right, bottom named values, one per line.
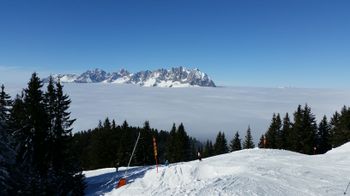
left=85, top=143, right=350, bottom=196
left=5, top=83, right=350, bottom=142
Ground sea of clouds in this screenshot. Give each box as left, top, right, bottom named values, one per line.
left=6, top=83, right=350, bottom=143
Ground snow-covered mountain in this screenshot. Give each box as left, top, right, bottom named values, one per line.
left=44, top=67, right=216, bottom=87
left=85, top=142, right=350, bottom=196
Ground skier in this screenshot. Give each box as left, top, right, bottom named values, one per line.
left=197, top=151, right=202, bottom=161
left=165, top=160, right=169, bottom=166
left=115, top=161, right=119, bottom=172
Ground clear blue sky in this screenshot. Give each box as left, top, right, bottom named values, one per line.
left=0, top=0, right=349, bottom=87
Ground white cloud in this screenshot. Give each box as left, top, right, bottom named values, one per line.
left=7, top=83, right=350, bottom=143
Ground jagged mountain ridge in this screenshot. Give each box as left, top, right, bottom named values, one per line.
left=44, top=67, right=216, bottom=87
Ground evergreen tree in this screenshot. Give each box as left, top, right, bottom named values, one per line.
left=331, top=106, right=350, bottom=147
left=0, top=85, right=18, bottom=195
left=11, top=73, right=50, bottom=194
left=136, top=121, right=154, bottom=165
left=44, top=77, right=56, bottom=137
left=157, top=130, right=170, bottom=164
left=176, top=123, right=191, bottom=161
left=9, top=74, right=85, bottom=194
left=301, top=104, right=317, bottom=154
left=0, top=84, right=12, bottom=122
left=291, top=104, right=317, bottom=154
left=203, top=140, right=214, bottom=157
left=317, top=115, right=332, bottom=154
left=330, top=111, right=340, bottom=147
left=214, top=132, right=222, bottom=155
left=265, top=113, right=281, bottom=149
left=280, top=113, right=292, bottom=150
left=9, top=94, right=26, bottom=134
left=103, top=118, right=111, bottom=130
left=289, top=105, right=303, bottom=151
left=230, top=131, right=242, bottom=151
left=50, top=81, right=84, bottom=195
left=112, top=119, right=116, bottom=129
left=117, top=120, right=133, bottom=166
left=214, top=131, right=228, bottom=155
left=0, top=122, right=17, bottom=195
left=243, top=126, right=255, bottom=149
left=166, top=123, right=177, bottom=163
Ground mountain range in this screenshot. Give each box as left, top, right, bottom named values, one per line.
left=44, top=66, right=216, bottom=87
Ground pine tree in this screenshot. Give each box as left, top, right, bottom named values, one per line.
left=288, top=105, right=302, bottom=151
left=265, top=113, right=281, bottom=149
left=9, top=94, right=25, bottom=134
left=166, top=123, right=177, bottom=163
left=300, top=104, right=317, bottom=154
left=221, top=132, right=229, bottom=153
left=136, top=121, right=154, bottom=165
left=281, top=113, right=292, bottom=150
left=112, top=119, right=116, bottom=129
left=0, top=84, right=12, bottom=122
left=0, top=85, right=17, bottom=195
left=10, top=73, right=50, bottom=194
left=10, top=74, right=85, bottom=194
left=330, top=111, right=340, bottom=147
left=243, top=126, right=255, bottom=149
left=230, top=131, right=242, bottom=151
left=214, top=131, right=228, bottom=155
left=214, top=132, right=222, bottom=155
left=50, top=81, right=84, bottom=195
left=103, top=118, right=111, bottom=130
left=24, top=73, right=50, bottom=173
left=176, top=123, right=191, bottom=161
left=203, top=140, right=214, bottom=157
left=117, top=120, right=133, bottom=166
left=317, top=115, right=332, bottom=154
left=44, top=77, right=56, bottom=136
left=0, top=122, right=17, bottom=195
left=331, top=106, right=350, bottom=147
left=290, top=104, right=317, bottom=154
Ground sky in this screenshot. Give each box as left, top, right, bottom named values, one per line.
left=0, top=0, right=350, bottom=88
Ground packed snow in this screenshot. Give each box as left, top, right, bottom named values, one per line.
left=85, top=142, right=350, bottom=196
left=5, top=83, right=350, bottom=142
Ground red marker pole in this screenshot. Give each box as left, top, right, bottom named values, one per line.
left=153, top=137, right=158, bottom=173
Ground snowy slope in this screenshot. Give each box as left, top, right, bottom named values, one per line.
left=85, top=143, right=350, bottom=196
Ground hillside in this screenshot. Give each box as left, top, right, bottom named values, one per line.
left=85, top=142, right=350, bottom=196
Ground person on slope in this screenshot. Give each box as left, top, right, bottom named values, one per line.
left=197, top=151, right=202, bottom=161
left=115, top=161, right=119, bottom=172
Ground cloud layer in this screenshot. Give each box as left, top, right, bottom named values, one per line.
left=6, top=83, right=350, bottom=143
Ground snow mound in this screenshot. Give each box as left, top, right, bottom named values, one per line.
left=85, top=146, right=350, bottom=196
left=326, top=142, right=350, bottom=155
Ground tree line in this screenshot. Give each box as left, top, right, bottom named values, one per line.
left=258, top=104, right=350, bottom=154
left=0, top=74, right=84, bottom=195
left=72, top=118, right=257, bottom=170
left=72, top=119, right=203, bottom=170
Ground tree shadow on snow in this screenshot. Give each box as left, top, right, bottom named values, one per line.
left=85, top=166, right=153, bottom=196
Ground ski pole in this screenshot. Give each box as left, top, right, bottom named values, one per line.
left=344, top=180, right=350, bottom=195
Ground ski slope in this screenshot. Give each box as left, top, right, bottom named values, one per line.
left=85, top=142, right=350, bottom=196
